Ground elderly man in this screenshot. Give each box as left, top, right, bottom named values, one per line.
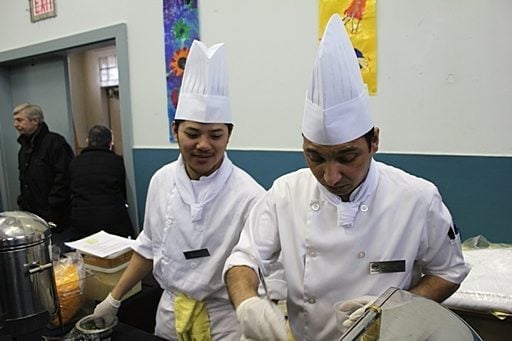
left=223, top=14, right=470, bottom=341
left=13, top=103, right=74, bottom=247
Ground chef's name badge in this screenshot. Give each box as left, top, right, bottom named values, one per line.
left=369, top=260, right=405, bottom=274
left=183, top=248, right=210, bottom=259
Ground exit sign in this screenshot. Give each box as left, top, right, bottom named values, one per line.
left=29, top=0, right=57, bottom=22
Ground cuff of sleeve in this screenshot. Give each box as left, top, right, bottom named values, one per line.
left=222, top=256, right=259, bottom=285
left=131, top=231, right=153, bottom=260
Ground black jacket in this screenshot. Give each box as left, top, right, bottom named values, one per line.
left=17, top=122, right=74, bottom=230
left=69, top=147, right=134, bottom=239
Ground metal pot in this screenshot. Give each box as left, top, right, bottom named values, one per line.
left=75, top=314, right=119, bottom=340
left=0, top=211, right=59, bottom=336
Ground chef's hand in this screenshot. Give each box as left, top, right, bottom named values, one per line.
left=236, top=296, right=288, bottom=341
left=334, top=295, right=377, bottom=332
left=92, top=293, right=121, bottom=327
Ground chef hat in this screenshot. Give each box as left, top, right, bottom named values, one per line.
left=175, top=40, right=233, bottom=124
left=302, top=14, right=372, bottom=145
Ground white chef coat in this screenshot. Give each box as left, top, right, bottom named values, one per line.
left=224, top=159, right=470, bottom=341
left=133, top=154, right=265, bottom=339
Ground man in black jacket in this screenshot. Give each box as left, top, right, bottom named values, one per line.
left=13, top=103, right=74, bottom=247
left=69, top=125, right=134, bottom=239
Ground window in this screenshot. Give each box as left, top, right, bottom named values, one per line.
left=99, top=55, right=118, bottom=87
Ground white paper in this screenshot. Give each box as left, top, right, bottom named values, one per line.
left=443, top=248, right=512, bottom=314
left=65, top=230, right=135, bottom=258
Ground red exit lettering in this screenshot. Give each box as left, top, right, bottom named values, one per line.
left=32, top=0, right=54, bottom=16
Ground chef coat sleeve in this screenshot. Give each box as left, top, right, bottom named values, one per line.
left=261, top=254, right=287, bottom=300
left=417, top=189, right=470, bottom=284
left=130, top=169, right=164, bottom=260
left=223, top=190, right=282, bottom=283
left=132, top=229, right=153, bottom=260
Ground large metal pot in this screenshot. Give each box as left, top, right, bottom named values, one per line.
left=0, top=211, right=59, bottom=336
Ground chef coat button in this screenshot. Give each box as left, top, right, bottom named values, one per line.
left=358, top=251, right=365, bottom=258
left=307, top=298, right=316, bottom=304
left=308, top=249, right=317, bottom=257
left=190, top=262, right=197, bottom=268
left=310, top=201, right=320, bottom=211
left=360, top=204, right=368, bottom=212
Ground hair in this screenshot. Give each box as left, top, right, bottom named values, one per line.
left=87, top=125, right=112, bottom=149
left=12, top=103, right=45, bottom=123
left=363, top=127, right=375, bottom=150
left=173, top=119, right=234, bottom=135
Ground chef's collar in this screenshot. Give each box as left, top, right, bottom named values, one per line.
left=175, top=152, right=234, bottom=222
left=348, top=158, right=377, bottom=203
left=318, top=159, right=378, bottom=228
left=319, top=159, right=377, bottom=204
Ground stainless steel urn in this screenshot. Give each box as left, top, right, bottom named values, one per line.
left=0, top=211, right=59, bottom=336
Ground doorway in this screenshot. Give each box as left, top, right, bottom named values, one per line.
left=0, top=24, right=139, bottom=232
left=67, top=44, right=124, bottom=156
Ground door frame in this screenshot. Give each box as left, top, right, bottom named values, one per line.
left=0, top=24, right=139, bottom=230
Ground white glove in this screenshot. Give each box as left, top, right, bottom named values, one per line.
left=236, top=296, right=287, bottom=341
left=334, top=295, right=377, bottom=332
left=92, top=293, right=121, bottom=327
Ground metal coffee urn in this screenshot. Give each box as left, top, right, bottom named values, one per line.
left=0, top=211, right=59, bottom=337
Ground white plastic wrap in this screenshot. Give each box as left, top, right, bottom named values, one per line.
left=443, top=237, right=512, bottom=315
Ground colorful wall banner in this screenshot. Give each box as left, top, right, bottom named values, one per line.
left=163, top=0, right=199, bottom=142
left=319, top=0, right=377, bottom=95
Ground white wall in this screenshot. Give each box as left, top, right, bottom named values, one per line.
left=1, top=0, right=511, bottom=156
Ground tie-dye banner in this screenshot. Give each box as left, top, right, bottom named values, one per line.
left=163, top=0, right=199, bottom=142
left=319, top=0, right=377, bottom=95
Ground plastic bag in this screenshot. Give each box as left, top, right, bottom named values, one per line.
left=51, top=251, right=87, bottom=325
left=462, top=235, right=512, bottom=250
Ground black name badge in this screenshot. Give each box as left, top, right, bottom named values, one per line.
left=183, top=248, right=210, bottom=259
left=369, top=260, right=406, bottom=274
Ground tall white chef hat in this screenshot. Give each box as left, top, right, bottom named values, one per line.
left=175, top=40, right=233, bottom=124
left=302, top=14, right=372, bottom=145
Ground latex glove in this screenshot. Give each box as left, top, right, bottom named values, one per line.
left=334, top=295, right=377, bottom=332
left=236, top=296, right=287, bottom=341
left=92, top=293, right=121, bottom=327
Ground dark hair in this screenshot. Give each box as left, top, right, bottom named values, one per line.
left=363, top=127, right=375, bottom=149
left=173, top=119, right=234, bottom=135
left=88, top=125, right=112, bottom=149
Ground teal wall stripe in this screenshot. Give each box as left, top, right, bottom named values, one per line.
left=133, top=149, right=512, bottom=243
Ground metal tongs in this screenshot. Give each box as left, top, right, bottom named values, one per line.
left=258, top=267, right=271, bottom=301
left=338, top=287, right=399, bottom=341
